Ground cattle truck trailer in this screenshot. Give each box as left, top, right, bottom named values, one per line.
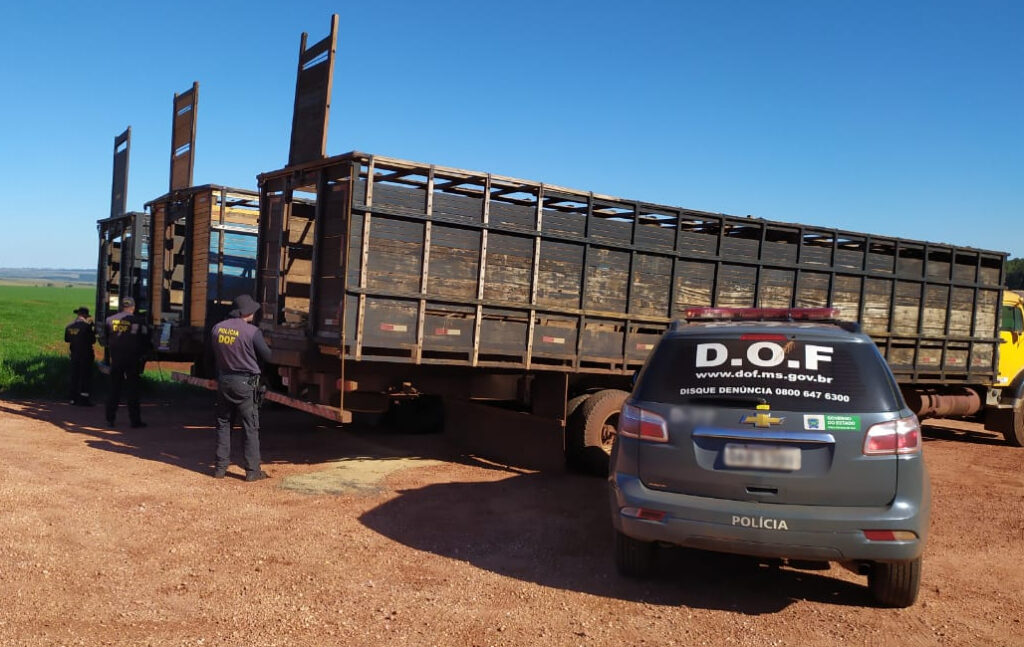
left=253, top=148, right=1019, bottom=467
left=179, top=16, right=1023, bottom=471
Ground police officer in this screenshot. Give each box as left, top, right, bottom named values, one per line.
left=65, top=307, right=96, bottom=406
left=104, top=296, right=151, bottom=428
left=211, top=294, right=272, bottom=481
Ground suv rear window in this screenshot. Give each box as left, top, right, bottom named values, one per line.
left=635, top=335, right=904, bottom=413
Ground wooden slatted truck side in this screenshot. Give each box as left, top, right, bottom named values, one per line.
left=246, top=150, right=1020, bottom=471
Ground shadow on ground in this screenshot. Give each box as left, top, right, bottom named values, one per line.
left=358, top=471, right=876, bottom=613
left=4, top=394, right=879, bottom=612
left=921, top=418, right=1007, bottom=446
left=0, top=395, right=495, bottom=480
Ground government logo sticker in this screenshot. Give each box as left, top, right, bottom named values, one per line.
left=804, top=414, right=860, bottom=431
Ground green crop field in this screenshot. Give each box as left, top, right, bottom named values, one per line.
left=0, top=285, right=182, bottom=398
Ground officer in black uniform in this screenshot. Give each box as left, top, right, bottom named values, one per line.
left=104, top=296, right=151, bottom=428
left=65, top=307, right=96, bottom=406
left=211, top=294, right=272, bottom=481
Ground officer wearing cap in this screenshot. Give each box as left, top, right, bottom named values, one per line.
left=211, top=294, right=272, bottom=481
left=65, top=307, right=96, bottom=406
left=104, top=296, right=151, bottom=428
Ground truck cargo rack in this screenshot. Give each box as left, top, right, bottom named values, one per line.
left=148, top=184, right=260, bottom=355
left=257, top=150, right=1005, bottom=387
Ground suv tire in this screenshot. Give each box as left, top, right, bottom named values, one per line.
left=869, top=557, right=921, bottom=608
left=615, top=530, right=654, bottom=578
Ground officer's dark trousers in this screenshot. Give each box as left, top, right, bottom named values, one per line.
left=215, top=374, right=261, bottom=473
left=69, top=353, right=93, bottom=403
left=106, top=358, right=142, bottom=424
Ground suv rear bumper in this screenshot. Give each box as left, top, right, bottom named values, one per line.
left=610, top=472, right=928, bottom=562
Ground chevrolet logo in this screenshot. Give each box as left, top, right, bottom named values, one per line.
left=740, top=404, right=783, bottom=428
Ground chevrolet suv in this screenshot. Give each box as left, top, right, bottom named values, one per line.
left=609, top=308, right=930, bottom=607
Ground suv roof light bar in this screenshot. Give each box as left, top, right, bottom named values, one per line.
left=681, top=307, right=842, bottom=322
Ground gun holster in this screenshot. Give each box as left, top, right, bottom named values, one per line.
left=250, top=376, right=267, bottom=407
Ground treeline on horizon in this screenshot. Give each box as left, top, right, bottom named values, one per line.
left=1007, top=258, right=1024, bottom=291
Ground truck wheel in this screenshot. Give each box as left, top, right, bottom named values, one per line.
left=580, top=389, right=628, bottom=453
left=571, top=389, right=628, bottom=476
left=1005, top=400, right=1024, bottom=447
left=615, top=530, right=654, bottom=578
left=868, top=558, right=921, bottom=608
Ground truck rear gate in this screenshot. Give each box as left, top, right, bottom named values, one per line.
left=96, top=212, right=150, bottom=331
left=129, top=82, right=263, bottom=361
left=97, top=127, right=150, bottom=343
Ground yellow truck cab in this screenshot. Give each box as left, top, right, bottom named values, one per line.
left=988, top=291, right=1024, bottom=445
left=997, top=291, right=1024, bottom=385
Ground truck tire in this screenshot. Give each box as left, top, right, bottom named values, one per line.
left=564, top=394, right=592, bottom=471
left=615, top=530, right=654, bottom=578
left=568, top=389, right=628, bottom=476
left=580, top=389, right=628, bottom=453
left=868, top=558, right=921, bottom=608
left=566, top=394, right=589, bottom=421
left=1005, top=400, right=1024, bottom=447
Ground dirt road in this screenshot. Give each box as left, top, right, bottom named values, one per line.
left=0, top=395, right=1021, bottom=646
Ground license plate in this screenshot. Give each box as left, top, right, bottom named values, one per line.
left=723, top=444, right=801, bottom=471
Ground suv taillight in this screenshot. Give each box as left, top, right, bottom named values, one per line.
left=618, top=404, right=669, bottom=443
left=863, top=415, right=922, bottom=455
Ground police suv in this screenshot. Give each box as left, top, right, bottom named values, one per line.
left=609, top=307, right=929, bottom=607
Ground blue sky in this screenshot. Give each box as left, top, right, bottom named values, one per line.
left=0, top=1, right=1021, bottom=268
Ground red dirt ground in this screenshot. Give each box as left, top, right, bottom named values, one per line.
left=0, top=395, right=1021, bottom=646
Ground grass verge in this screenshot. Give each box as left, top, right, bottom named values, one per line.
left=0, top=285, right=202, bottom=399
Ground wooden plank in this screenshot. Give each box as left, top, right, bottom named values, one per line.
left=110, top=128, right=130, bottom=218
left=629, top=252, right=672, bottom=317
left=288, top=15, right=337, bottom=165
left=169, top=83, right=198, bottom=191
left=189, top=194, right=211, bottom=327
left=471, top=175, right=491, bottom=367
left=892, top=280, right=922, bottom=335
left=149, top=203, right=165, bottom=322
left=536, top=240, right=583, bottom=309
left=583, top=247, right=629, bottom=313
left=483, top=233, right=533, bottom=305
